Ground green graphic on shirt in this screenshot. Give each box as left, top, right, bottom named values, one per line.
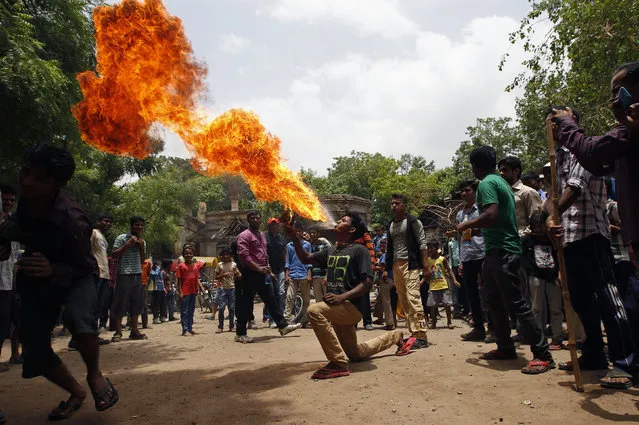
left=327, top=254, right=351, bottom=287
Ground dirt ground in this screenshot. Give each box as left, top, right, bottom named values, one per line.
left=1, top=305, right=638, bottom=425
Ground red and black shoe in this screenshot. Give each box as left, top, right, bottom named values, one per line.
left=311, top=363, right=350, bottom=380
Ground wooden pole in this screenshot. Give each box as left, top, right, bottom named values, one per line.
left=545, top=121, right=584, bottom=392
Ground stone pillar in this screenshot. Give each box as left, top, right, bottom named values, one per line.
left=230, top=194, right=239, bottom=211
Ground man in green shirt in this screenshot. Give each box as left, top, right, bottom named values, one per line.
left=456, top=146, right=554, bottom=374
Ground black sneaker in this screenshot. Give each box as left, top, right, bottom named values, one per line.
left=484, top=333, right=497, bottom=344
left=412, top=338, right=429, bottom=349
left=68, top=340, right=78, bottom=351
left=461, top=328, right=486, bottom=342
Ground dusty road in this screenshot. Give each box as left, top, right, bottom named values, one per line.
left=1, top=305, right=638, bottom=424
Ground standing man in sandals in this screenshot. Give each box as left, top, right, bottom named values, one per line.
left=0, top=145, right=118, bottom=421
left=110, top=216, right=147, bottom=342
left=456, top=146, right=555, bottom=375
left=385, top=194, right=429, bottom=350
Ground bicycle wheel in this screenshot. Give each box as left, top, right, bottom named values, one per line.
left=291, top=294, right=303, bottom=323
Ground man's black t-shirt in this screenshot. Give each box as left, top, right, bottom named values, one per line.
left=314, top=243, right=373, bottom=312
left=265, top=232, right=287, bottom=274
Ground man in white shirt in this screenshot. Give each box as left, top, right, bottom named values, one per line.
left=92, top=213, right=113, bottom=333
left=0, top=184, right=21, bottom=368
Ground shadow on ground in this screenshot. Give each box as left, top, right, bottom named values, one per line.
left=3, top=360, right=309, bottom=424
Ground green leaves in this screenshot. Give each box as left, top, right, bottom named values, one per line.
left=0, top=0, right=97, bottom=177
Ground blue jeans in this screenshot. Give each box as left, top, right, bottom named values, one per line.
left=264, top=271, right=286, bottom=322
left=166, top=290, right=176, bottom=319
left=217, top=288, right=236, bottom=329
left=181, top=294, right=196, bottom=332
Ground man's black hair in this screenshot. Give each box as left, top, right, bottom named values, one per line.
left=391, top=193, right=408, bottom=204
left=426, top=239, right=440, bottom=247
left=0, top=184, right=17, bottom=196
left=161, top=259, right=172, bottom=270
left=247, top=210, right=261, bottom=219
left=497, top=156, right=523, bottom=179
left=345, top=212, right=367, bottom=240
left=469, top=146, right=497, bottom=171
left=457, top=179, right=479, bottom=192
left=614, top=62, right=639, bottom=82
left=521, top=172, right=540, bottom=181
left=294, top=221, right=304, bottom=230
left=129, top=216, right=145, bottom=227
left=23, top=144, right=76, bottom=184
left=219, top=248, right=232, bottom=257
left=182, top=244, right=194, bottom=254
left=529, top=210, right=549, bottom=228
left=98, top=212, right=114, bottom=221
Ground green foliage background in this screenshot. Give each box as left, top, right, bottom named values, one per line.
left=2, top=0, right=637, bottom=256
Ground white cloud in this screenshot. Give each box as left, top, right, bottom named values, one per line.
left=220, top=15, right=534, bottom=173
left=269, top=0, right=419, bottom=38
left=218, top=33, right=251, bottom=54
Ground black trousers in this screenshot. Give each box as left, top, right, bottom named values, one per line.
left=151, top=291, right=166, bottom=320
left=362, top=290, right=372, bottom=326
left=96, top=278, right=111, bottom=329
left=564, top=235, right=636, bottom=371
left=462, top=259, right=485, bottom=332
left=613, top=261, right=639, bottom=351
left=482, top=249, right=550, bottom=359
left=236, top=270, right=287, bottom=336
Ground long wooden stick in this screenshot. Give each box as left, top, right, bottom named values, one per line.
left=546, top=121, right=584, bottom=392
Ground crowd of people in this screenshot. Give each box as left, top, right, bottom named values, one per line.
left=0, top=61, right=638, bottom=422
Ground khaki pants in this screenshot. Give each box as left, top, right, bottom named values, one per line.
left=393, top=260, right=428, bottom=339
left=284, top=279, right=310, bottom=323
left=307, top=301, right=402, bottom=368
left=378, top=278, right=395, bottom=326
left=312, top=277, right=326, bottom=301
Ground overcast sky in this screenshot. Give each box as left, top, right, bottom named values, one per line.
left=157, top=0, right=538, bottom=174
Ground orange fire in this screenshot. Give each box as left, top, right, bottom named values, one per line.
left=73, top=0, right=326, bottom=221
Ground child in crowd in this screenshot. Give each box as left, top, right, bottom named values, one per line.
left=425, top=240, right=459, bottom=329
left=150, top=261, right=166, bottom=324
left=215, top=248, right=240, bottom=333
left=161, top=260, right=177, bottom=321
left=374, top=238, right=396, bottom=330
left=176, top=245, right=206, bottom=336
left=524, top=211, right=563, bottom=350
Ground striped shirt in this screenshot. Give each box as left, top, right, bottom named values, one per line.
left=354, top=233, right=376, bottom=268
left=113, top=233, right=145, bottom=274
left=556, top=147, right=610, bottom=247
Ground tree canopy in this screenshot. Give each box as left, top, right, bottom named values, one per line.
left=2, top=0, right=636, bottom=256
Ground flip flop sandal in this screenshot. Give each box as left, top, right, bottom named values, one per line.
left=111, top=334, right=122, bottom=343
left=91, top=377, right=119, bottom=411
left=600, top=369, right=633, bottom=390
left=48, top=399, right=84, bottom=421
left=549, top=343, right=564, bottom=351
left=396, top=337, right=416, bottom=356
left=521, top=359, right=556, bottom=375
left=479, top=349, right=518, bottom=360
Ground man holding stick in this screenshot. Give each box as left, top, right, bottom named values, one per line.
left=546, top=108, right=637, bottom=389
left=457, top=146, right=555, bottom=374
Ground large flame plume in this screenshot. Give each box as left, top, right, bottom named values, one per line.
left=73, top=0, right=326, bottom=220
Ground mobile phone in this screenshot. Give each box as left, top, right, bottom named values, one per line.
left=616, top=87, right=633, bottom=112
